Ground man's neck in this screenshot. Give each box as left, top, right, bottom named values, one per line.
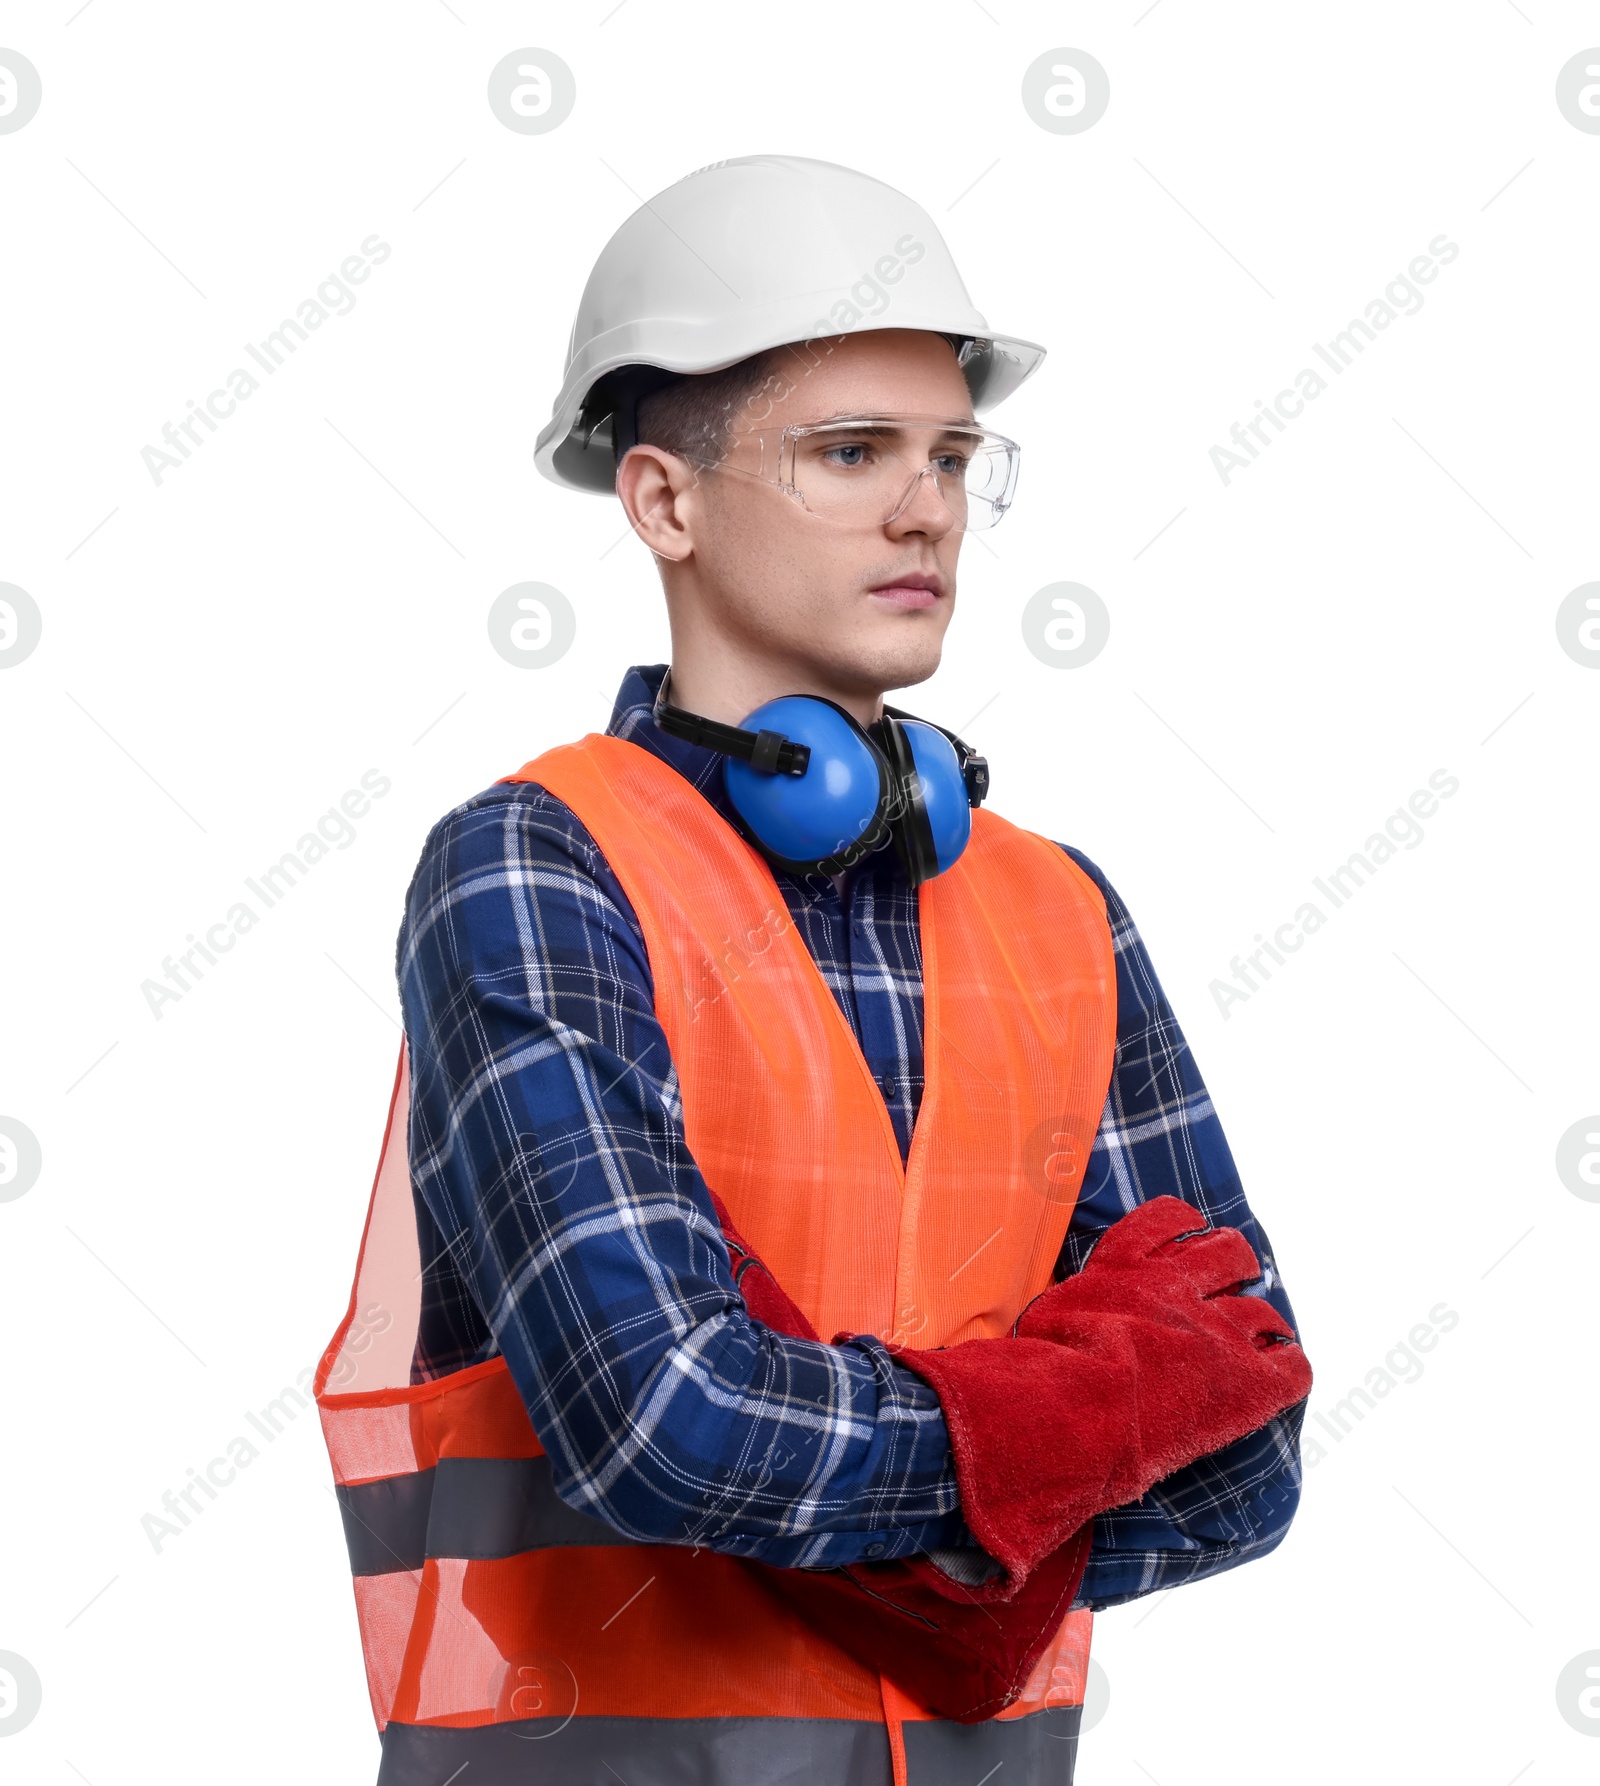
left=664, top=649, right=884, bottom=731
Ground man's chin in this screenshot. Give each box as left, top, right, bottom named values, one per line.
left=845, top=636, right=944, bottom=700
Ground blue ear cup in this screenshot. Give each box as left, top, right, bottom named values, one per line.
left=899, top=720, right=973, bottom=877
left=650, top=667, right=987, bottom=886
left=722, top=695, right=892, bottom=875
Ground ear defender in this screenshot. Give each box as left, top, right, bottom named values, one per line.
left=871, top=711, right=976, bottom=885
left=652, top=672, right=987, bottom=887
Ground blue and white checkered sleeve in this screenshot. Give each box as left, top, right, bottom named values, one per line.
left=1055, top=844, right=1310, bottom=1611
left=395, top=783, right=974, bottom=1568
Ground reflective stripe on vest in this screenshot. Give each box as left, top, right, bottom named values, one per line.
left=373, top=1704, right=1085, bottom=1785
left=316, top=734, right=1116, bottom=1783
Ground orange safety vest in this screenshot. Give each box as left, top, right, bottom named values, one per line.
left=316, top=732, right=1118, bottom=1785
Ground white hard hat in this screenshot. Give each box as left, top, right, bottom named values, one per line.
left=535, top=154, right=1046, bottom=494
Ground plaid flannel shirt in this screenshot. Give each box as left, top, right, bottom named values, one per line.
left=396, top=662, right=1307, bottom=1609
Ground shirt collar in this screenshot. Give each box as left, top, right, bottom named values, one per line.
left=605, top=662, right=732, bottom=813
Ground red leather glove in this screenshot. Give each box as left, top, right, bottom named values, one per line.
left=890, top=1195, right=1313, bottom=1596
left=709, top=1192, right=1096, bottom=1723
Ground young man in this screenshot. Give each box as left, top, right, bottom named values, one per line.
left=316, top=157, right=1312, bottom=1786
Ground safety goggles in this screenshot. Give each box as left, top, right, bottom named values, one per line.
left=686, top=413, right=1021, bottom=533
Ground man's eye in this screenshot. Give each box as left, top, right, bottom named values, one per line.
left=822, top=442, right=872, bottom=467
left=933, top=453, right=970, bottom=475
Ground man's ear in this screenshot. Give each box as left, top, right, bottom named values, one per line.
left=616, top=445, right=700, bottom=563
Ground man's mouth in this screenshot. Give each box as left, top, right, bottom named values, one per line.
left=867, top=573, right=944, bottom=609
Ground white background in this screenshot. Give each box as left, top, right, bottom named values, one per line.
left=2, top=4, right=1597, bottom=1782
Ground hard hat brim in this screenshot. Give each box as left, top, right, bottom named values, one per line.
left=535, top=325, right=1046, bottom=496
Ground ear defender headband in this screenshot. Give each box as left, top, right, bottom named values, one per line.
left=652, top=670, right=989, bottom=887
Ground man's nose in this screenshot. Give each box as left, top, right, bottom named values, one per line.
left=884, top=464, right=959, bottom=539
